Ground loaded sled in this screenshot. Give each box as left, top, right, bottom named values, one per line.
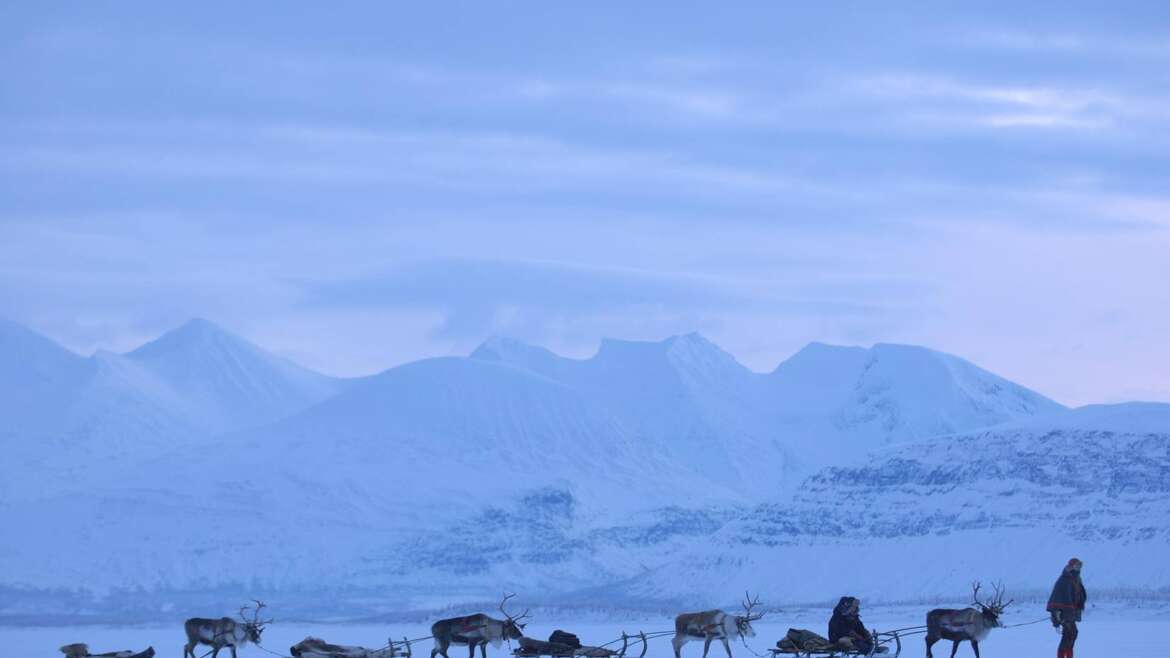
left=291, top=636, right=414, bottom=658
left=770, top=628, right=902, bottom=658
left=59, top=645, right=156, bottom=658
left=512, top=630, right=648, bottom=658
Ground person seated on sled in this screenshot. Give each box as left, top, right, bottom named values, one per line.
left=829, top=597, right=879, bottom=654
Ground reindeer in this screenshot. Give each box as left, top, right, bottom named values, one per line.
left=672, top=592, right=765, bottom=658
left=926, top=582, right=1013, bottom=658
left=184, top=600, right=272, bottom=658
left=431, top=593, right=530, bottom=658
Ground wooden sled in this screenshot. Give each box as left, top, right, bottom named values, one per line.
left=770, top=629, right=902, bottom=658
left=59, top=646, right=155, bottom=658
left=292, top=636, right=414, bottom=658
left=512, top=632, right=648, bottom=658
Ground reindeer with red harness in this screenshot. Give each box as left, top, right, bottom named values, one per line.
left=431, top=593, right=532, bottom=658
left=672, top=593, right=765, bottom=658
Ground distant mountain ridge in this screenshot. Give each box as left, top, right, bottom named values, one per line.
left=7, top=317, right=1148, bottom=620
left=606, top=402, right=1170, bottom=606
left=0, top=318, right=344, bottom=500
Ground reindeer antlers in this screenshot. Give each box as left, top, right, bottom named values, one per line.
left=498, top=592, right=531, bottom=628
left=741, top=591, right=765, bottom=621
left=971, top=581, right=1012, bottom=611
left=238, top=599, right=273, bottom=627
left=990, top=582, right=1013, bottom=610
left=970, top=581, right=984, bottom=607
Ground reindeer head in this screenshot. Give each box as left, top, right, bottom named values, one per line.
left=498, top=592, right=530, bottom=639
left=239, top=599, right=273, bottom=644
left=970, top=582, right=1012, bottom=627
left=735, top=591, right=765, bottom=638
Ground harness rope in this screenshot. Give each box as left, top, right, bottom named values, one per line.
left=1001, top=617, right=1051, bottom=629
left=253, top=642, right=294, bottom=658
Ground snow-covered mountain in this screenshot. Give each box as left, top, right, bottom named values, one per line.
left=0, top=318, right=343, bottom=500
left=473, top=336, right=1065, bottom=484
left=473, top=334, right=778, bottom=491
left=765, top=341, right=1066, bottom=470
left=608, top=402, right=1170, bottom=606
left=124, top=318, right=343, bottom=432
left=5, top=321, right=1155, bottom=621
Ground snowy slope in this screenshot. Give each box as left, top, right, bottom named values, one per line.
left=766, top=342, right=1066, bottom=470
left=0, top=326, right=1107, bottom=618
left=474, top=334, right=779, bottom=491
left=0, top=319, right=343, bottom=500
left=475, top=336, right=1065, bottom=486
left=609, top=402, right=1170, bottom=606
left=126, top=318, right=343, bottom=432
left=0, top=318, right=90, bottom=433
left=0, top=356, right=741, bottom=599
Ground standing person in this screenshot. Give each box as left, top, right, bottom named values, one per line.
left=1047, top=558, right=1088, bottom=658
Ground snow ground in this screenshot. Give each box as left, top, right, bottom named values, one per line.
left=3, top=614, right=1167, bottom=658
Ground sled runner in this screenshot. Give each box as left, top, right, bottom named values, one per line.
left=512, top=631, right=648, bottom=658
left=769, top=627, right=902, bottom=658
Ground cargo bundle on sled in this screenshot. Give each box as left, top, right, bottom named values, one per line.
left=291, top=636, right=413, bottom=658
left=770, top=627, right=902, bottom=658
left=60, top=645, right=156, bottom=658
left=512, top=630, right=649, bottom=658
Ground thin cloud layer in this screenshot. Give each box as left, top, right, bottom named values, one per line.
left=1, top=3, right=1167, bottom=405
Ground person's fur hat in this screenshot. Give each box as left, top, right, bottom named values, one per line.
left=1065, top=557, right=1083, bottom=572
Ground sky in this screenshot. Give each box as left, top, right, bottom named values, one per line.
left=1, top=2, right=1168, bottom=406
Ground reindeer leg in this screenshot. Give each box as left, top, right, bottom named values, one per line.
left=925, top=636, right=936, bottom=658
left=970, top=640, right=980, bottom=658
left=702, top=636, right=713, bottom=658
left=948, top=640, right=959, bottom=658
left=481, top=641, right=488, bottom=658
left=720, top=636, right=732, bottom=658
left=671, top=635, right=685, bottom=658
left=468, top=641, right=477, bottom=658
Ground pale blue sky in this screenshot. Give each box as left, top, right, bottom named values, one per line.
left=2, top=2, right=1168, bottom=405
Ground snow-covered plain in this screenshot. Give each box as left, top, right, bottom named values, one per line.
left=3, top=614, right=1167, bottom=658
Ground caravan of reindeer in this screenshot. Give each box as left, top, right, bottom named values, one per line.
left=58, top=584, right=1028, bottom=658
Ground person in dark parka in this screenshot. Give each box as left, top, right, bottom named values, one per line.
left=1047, top=558, right=1088, bottom=658
left=828, top=597, right=875, bottom=654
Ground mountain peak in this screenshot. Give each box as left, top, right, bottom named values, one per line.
left=595, top=332, right=721, bottom=358
left=128, top=318, right=254, bottom=360
left=168, top=317, right=239, bottom=341
left=471, top=335, right=549, bottom=359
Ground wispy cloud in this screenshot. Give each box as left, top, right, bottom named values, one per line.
left=957, top=28, right=1170, bottom=59
left=5, top=7, right=1170, bottom=404
left=0, top=121, right=822, bottom=198
left=850, top=73, right=1158, bottom=131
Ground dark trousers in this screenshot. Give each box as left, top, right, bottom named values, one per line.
left=1058, top=619, right=1078, bottom=658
